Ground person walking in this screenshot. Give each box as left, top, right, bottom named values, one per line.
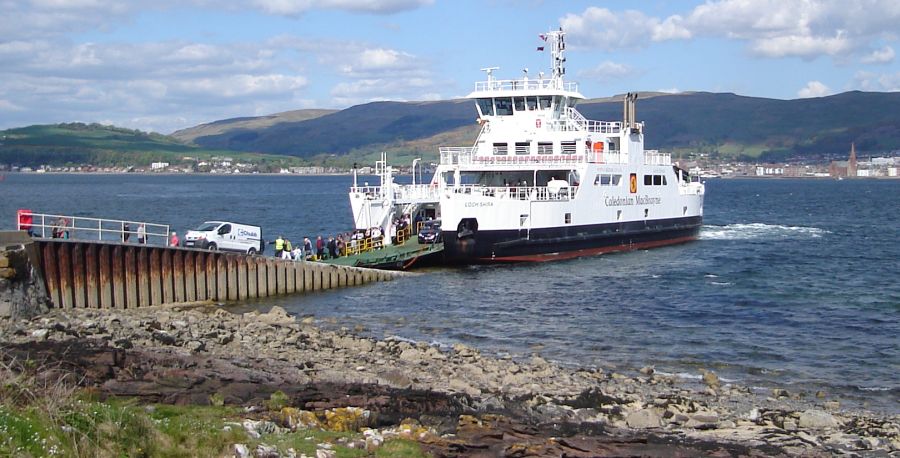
left=281, top=239, right=293, bottom=260
left=169, top=231, right=180, bottom=247
left=123, top=222, right=131, bottom=243
left=316, top=235, right=325, bottom=260
left=327, top=236, right=337, bottom=258
left=272, top=235, right=285, bottom=258
left=303, top=237, right=313, bottom=261
left=137, top=223, right=146, bottom=244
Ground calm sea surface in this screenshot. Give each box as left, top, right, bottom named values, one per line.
left=2, top=174, right=898, bottom=412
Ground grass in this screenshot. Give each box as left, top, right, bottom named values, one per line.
left=0, top=353, right=427, bottom=457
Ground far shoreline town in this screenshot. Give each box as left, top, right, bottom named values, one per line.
left=3, top=145, right=899, bottom=179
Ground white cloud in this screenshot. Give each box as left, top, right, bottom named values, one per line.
left=797, top=80, right=831, bottom=98
left=578, top=61, right=638, bottom=83
left=250, top=0, right=432, bottom=16
left=853, top=71, right=900, bottom=92
left=561, top=0, right=900, bottom=61
left=861, top=46, right=895, bottom=64
left=560, top=7, right=689, bottom=50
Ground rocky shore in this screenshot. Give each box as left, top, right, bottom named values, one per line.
left=1, top=304, right=898, bottom=457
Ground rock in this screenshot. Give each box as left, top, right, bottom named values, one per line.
left=398, top=348, right=423, bottom=363
left=233, top=443, right=250, bottom=458
left=152, top=330, right=177, bottom=346
left=377, top=369, right=412, bottom=389
left=184, top=340, right=206, bottom=353
left=255, top=444, right=279, bottom=458
left=815, top=390, right=827, bottom=398
left=364, top=429, right=384, bottom=451
left=685, top=412, right=720, bottom=430
left=783, top=419, right=798, bottom=432
left=798, top=409, right=838, bottom=429
left=625, top=409, right=663, bottom=428
left=31, top=328, right=49, bottom=340
left=701, top=370, right=720, bottom=390
left=316, top=449, right=336, bottom=458
left=639, top=366, right=655, bottom=376
left=259, top=306, right=294, bottom=324
left=824, top=400, right=840, bottom=410
left=772, top=388, right=790, bottom=398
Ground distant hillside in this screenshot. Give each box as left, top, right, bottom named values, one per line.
left=171, top=109, right=336, bottom=144
left=186, top=91, right=900, bottom=162
left=190, top=100, right=474, bottom=157
left=0, top=123, right=297, bottom=167
left=6, top=91, right=900, bottom=168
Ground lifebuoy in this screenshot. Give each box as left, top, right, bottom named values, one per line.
left=592, top=142, right=604, bottom=163
left=629, top=173, right=638, bottom=194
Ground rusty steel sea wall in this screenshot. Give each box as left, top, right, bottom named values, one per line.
left=34, top=240, right=395, bottom=309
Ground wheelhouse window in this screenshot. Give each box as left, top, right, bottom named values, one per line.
left=561, top=141, right=577, bottom=154
left=643, top=174, right=667, bottom=185
left=513, top=97, right=526, bottom=112
left=526, top=96, right=538, bottom=110
left=495, top=97, right=513, bottom=116
left=515, top=142, right=530, bottom=155
left=595, top=174, right=622, bottom=186
left=477, top=98, right=494, bottom=117
left=493, top=142, right=508, bottom=155
left=537, top=142, right=553, bottom=155
left=538, top=96, right=552, bottom=110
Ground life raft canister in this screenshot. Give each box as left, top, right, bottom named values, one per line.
left=535, top=118, right=541, bottom=128
left=592, top=141, right=604, bottom=163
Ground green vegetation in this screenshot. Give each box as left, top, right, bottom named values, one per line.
left=0, top=123, right=308, bottom=168
left=0, top=356, right=425, bottom=457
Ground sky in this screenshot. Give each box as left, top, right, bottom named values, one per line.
left=1, top=0, right=899, bottom=134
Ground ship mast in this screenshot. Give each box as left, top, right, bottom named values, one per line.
left=544, top=29, right=566, bottom=89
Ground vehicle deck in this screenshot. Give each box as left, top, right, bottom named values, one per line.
left=320, top=240, right=444, bottom=270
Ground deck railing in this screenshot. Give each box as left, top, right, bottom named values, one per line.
left=451, top=184, right=578, bottom=201
left=644, top=150, right=671, bottom=165
left=473, top=78, right=578, bottom=93
left=440, top=147, right=585, bottom=166
left=16, top=211, right=170, bottom=245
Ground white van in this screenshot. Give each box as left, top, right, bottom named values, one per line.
left=183, top=221, right=264, bottom=255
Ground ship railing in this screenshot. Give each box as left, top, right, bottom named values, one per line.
left=451, top=184, right=578, bottom=201
left=473, top=78, right=578, bottom=93
left=644, top=150, right=671, bottom=165
left=351, top=184, right=440, bottom=202
left=563, top=108, right=623, bottom=134
left=16, top=211, right=170, bottom=245
left=440, top=147, right=586, bottom=166
left=587, top=150, right=628, bottom=164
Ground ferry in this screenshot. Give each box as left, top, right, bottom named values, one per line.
left=349, top=29, right=705, bottom=264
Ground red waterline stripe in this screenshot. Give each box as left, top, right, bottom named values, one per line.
left=484, top=235, right=698, bottom=263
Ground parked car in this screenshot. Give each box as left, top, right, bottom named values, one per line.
left=183, top=221, right=264, bottom=254
left=417, top=219, right=442, bottom=244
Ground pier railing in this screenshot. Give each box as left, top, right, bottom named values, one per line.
left=17, top=211, right=169, bottom=245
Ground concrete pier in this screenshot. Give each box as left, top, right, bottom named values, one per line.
left=17, top=236, right=400, bottom=310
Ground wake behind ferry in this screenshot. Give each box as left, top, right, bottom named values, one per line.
left=349, top=29, right=705, bottom=264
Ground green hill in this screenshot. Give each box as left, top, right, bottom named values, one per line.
left=0, top=123, right=300, bottom=167
left=171, top=109, right=337, bottom=144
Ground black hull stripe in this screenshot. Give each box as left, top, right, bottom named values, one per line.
left=442, top=216, right=702, bottom=263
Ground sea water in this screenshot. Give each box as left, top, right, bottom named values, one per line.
left=2, top=174, right=898, bottom=412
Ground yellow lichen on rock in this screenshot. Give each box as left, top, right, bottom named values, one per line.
left=323, top=407, right=370, bottom=432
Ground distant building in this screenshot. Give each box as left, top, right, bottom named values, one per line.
left=150, top=162, right=169, bottom=170
left=829, top=143, right=858, bottom=178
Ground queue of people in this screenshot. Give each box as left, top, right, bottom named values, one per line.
left=267, top=225, right=399, bottom=261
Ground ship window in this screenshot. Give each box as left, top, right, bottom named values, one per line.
left=515, top=142, right=530, bottom=155
left=653, top=175, right=662, bottom=185
left=644, top=175, right=653, bottom=185
left=596, top=174, right=622, bottom=186
left=495, top=97, right=513, bottom=116
left=493, top=142, right=508, bottom=155
left=663, top=176, right=668, bottom=185
left=594, top=174, right=600, bottom=185
left=611, top=174, right=621, bottom=185
left=537, top=142, right=553, bottom=154
left=561, top=141, right=576, bottom=154
left=565, top=213, right=572, bottom=224
left=477, top=98, right=494, bottom=117
left=526, top=96, right=537, bottom=110
left=514, top=97, right=525, bottom=112
left=538, top=96, right=552, bottom=110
